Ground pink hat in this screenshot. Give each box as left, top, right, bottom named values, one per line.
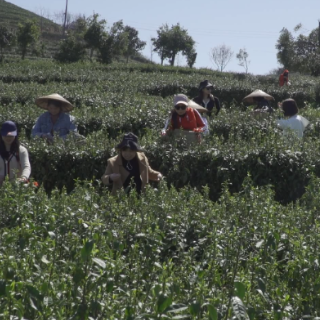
left=174, top=94, right=189, bottom=107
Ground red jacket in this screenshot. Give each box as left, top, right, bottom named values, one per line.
left=169, top=108, right=205, bottom=131
left=279, top=69, right=289, bottom=87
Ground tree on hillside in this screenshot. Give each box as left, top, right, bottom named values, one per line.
left=17, top=20, right=40, bottom=59
left=84, top=14, right=106, bottom=59
left=0, top=25, right=15, bottom=60
left=276, top=24, right=320, bottom=76
left=210, top=44, right=233, bottom=72
left=123, top=25, right=146, bottom=63
left=98, top=20, right=128, bottom=64
left=55, top=35, right=86, bottom=62
left=152, top=24, right=195, bottom=66
left=69, top=16, right=87, bottom=37
left=236, top=48, right=250, bottom=73
left=186, top=47, right=197, bottom=68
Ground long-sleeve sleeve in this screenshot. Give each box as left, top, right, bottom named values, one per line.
left=145, top=156, right=161, bottom=181
left=19, top=147, right=31, bottom=179
left=101, top=160, right=113, bottom=185
left=31, top=114, right=50, bottom=138
left=60, top=115, right=77, bottom=139
left=162, top=117, right=171, bottom=133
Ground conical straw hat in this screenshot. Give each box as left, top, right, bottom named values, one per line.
left=243, top=89, right=274, bottom=103
left=35, top=93, right=74, bottom=112
left=188, top=100, right=208, bottom=114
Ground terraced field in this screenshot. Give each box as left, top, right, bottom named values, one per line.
left=1, top=60, right=320, bottom=319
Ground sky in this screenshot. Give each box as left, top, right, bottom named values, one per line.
left=7, top=0, right=320, bottom=75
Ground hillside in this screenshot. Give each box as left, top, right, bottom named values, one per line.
left=0, top=0, right=63, bottom=57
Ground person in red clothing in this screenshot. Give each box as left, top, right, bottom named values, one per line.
left=168, top=94, right=205, bottom=131
left=162, top=94, right=205, bottom=144
left=279, top=69, right=289, bottom=87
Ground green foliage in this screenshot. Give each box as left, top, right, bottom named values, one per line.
left=186, top=47, right=197, bottom=68
left=0, top=59, right=320, bottom=319
left=0, top=24, right=15, bottom=60
left=123, top=25, right=146, bottom=63
left=54, top=35, right=86, bottom=63
left=16, top=19, right=40, bottom=60
left=152, top=23, right=196, bottom=66
left=84, top=14, right=106, bottom=59
left=97, top=20, right=129, bottom=64
left=1, top=176, right=320, bottom=318
left=276, top=24, right=320, bottom=75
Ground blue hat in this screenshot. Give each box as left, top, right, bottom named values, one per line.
left=1, top=121, right=17, bottom=137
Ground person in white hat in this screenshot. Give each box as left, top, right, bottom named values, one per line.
left=31, top=93, right=77, bottom=142
left=162, top=94, right=206, bottom=139
left=162, top=95, right=209, bottom=135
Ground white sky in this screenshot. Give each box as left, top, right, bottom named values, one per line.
left=7, top=0, right=320, bottom=74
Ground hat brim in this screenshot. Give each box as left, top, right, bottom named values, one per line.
left=199, top=83, right=214, bottom=90
left=2, top=130, right=17, bottom=137
left=116, top=140, right=144, bottom=152
left=174, top=101, right=188, bottom=107
left=35, top=94, right=74, bottom=112
left=188, top=100, right=208, bottom=113
left=243, top=90, right=274, bottom=103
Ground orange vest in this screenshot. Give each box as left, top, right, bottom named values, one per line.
left=170, top=108, right=205, bottom=131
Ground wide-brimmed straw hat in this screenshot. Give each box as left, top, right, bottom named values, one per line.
left=243, top=90, right=274, bottom=103
left=116, top=133, right=143, bottom=152
left=35, top=93, right=74, bottom=112
left=188, top=100, right=208, bottom=114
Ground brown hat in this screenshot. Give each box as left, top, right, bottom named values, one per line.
left=243, top=89, right=274, bottom=103
left=35, top=93, right=74, bottom=112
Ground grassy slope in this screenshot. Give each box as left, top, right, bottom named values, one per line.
left=0, top=0, right=62, bottom=57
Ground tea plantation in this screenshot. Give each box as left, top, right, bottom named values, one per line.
left=1, top=60, right=320, bottom=319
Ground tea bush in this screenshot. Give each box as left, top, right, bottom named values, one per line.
left=1, top=178, right=320, bottom=319
left=0, top=60, right=320, bottom=319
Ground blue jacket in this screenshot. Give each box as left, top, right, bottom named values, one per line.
left=31, top=112, right=77, bottom=139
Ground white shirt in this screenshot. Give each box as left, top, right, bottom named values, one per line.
left=277, top=115, right=309, bottom=139
left=0, top=145, right=31, bottom=180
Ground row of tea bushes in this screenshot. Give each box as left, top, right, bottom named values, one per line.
left=18, top=127, right=320, bottom=204
left=1, top=176, right=320, bottom=319
left=0, top=61, right=319, bottom=107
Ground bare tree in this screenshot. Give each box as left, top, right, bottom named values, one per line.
left=36, top=7, right=51, bottom=32
left=149, top=36, right=153, bottom=62
left=210, top=44, right=233, bottom=72
left=236, top=48, right=250, bottom=73
left=53, top=11, right=66, bottom=25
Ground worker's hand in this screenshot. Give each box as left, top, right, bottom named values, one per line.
left=110, top=173, right=121, bottom=182
left=157, top=173, right=163, bottom=181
